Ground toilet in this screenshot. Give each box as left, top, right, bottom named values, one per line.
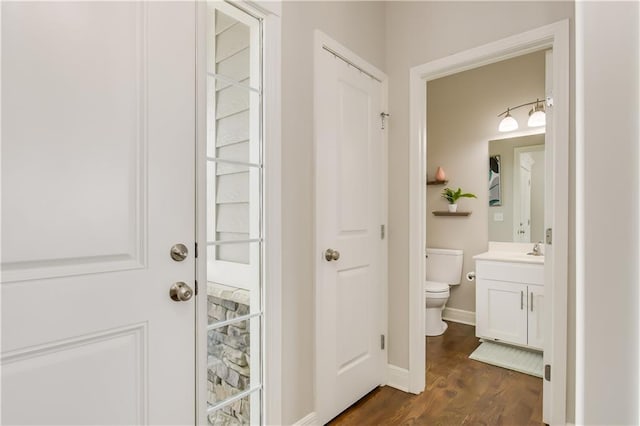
left=425, top=248, right=464, bottom=336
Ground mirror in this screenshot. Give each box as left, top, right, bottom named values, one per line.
left=488, top=134, right=545, bottom=243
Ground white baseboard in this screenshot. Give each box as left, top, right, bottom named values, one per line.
left=386, top=364, right=410, bottom=393
left=442, top=307, right=476, bottom=326
left=293, top=412, right=318, bottom=426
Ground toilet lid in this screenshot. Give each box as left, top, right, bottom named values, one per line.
left=425, top=281, right=449, bottom=293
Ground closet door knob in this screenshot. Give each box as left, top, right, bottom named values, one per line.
left=324, top=248, right=340, bottom=262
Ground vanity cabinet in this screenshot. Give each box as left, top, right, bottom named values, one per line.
left=475, top=259, right=544, bottom=350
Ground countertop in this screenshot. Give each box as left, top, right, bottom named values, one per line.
left=473, top=250, right=544, bottom=265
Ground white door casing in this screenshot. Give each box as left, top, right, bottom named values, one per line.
left=409, top=21, right=569, bottom=424
left=542, top=47, right=554, bottom=423
left=314, top=31, right=388, bottom=425
left=2, top=3, right=196, bottom=424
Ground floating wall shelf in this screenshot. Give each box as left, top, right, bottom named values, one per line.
left=427, top=180, right=449, bottom=186
left=432, top=211, right=472, bottom=217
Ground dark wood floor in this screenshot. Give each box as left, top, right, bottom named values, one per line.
left=329, top=321, right=543, bottom=426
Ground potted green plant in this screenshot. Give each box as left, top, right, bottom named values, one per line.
left=441, top=187, right=477, bottom=212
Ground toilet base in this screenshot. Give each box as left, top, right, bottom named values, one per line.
left=425, top=319, right=448, bottom=336
left=425, top=302, right=448, bottom=336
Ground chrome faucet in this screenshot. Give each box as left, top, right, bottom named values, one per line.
left=531, top=241, right=543, bottom=256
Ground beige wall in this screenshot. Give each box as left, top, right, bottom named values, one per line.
left=426, top=52, right=545, bottom=312
left=280, top=2, right=386, bottom=423
left=488, top=135, right=545, bottom=243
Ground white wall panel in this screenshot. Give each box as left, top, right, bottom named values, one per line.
left=216, top=85, right=250, bottom=119
left=216, top=49, right=250, bottom=82
left=216, top=23, right=249, bottom=62
left=216, top=203, right=250, bottom=233
left=216, top=110, right=250, bottom=147
left=216, top=172, right=249, bottom=203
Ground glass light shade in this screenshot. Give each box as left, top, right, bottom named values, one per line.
left=528, top=110, right=546, bottom=127
left=498, top=115, right=519, bottom=132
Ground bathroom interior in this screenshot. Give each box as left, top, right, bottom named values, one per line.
left=423, top=49, right=549, bottom=414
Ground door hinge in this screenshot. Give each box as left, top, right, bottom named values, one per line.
left=195, top=242, right=199, bottom=258
left=380, top=112, right=390, bottom=130
left=545, top=228, right=553, bottom=245
left=380, top=334, right=385, bottom=350
left=544, top=364, right=551, bottom=381
left=194, top=280, right=199, bottom=296
left=380, top=224, right=385, bottom=239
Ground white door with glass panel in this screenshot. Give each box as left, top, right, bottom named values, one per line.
left=314, top=33, right=387, bottom=425
left=203, top=2, right=264, bottom=425
left=2, top=3, right=196, bottom=424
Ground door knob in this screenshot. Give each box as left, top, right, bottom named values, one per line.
left=170, top=282, right=194, bottom=302
left=324, top=248, right=340, bottom=261
left=170, top=243, right=189, bottom=261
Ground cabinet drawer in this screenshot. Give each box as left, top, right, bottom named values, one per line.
left=476, top=260, right=544, bottom=285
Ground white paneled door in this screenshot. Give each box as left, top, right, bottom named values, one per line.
left=314, top=34, right=387, bottom=425
left=2, top=3, right=196, bottom=424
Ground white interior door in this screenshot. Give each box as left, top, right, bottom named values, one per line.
left=314, top=34, right=387, bottom=424
left=1, top=3, right=196, bottom=424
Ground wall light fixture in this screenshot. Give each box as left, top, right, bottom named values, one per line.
left=498, top=98, right=546, bottom=132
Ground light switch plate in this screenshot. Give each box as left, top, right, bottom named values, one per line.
left=494, top=212, right=504, bottom=222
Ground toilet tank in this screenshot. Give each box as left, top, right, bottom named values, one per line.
left=426, top=248, right=464, bottom=285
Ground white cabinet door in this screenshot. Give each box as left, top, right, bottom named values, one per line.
left=476, top=279, right=528, bottom=345
left=528, top=285, right=545, bottom=350
left=2, top=3, right=196, bottom=424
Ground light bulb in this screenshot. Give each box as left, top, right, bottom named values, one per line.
left=528, top=109, right=546, bottom=127
left=498, top=112, right=518, bottom=132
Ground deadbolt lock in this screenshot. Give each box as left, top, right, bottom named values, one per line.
left=170, top=243, right=189, bottom=262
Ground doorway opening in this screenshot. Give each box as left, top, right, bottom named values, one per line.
left=408, top=21, right=569, bottom=424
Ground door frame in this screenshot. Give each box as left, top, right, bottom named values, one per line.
left=408, top=20, right=569, bottom=424
left=313, top=30, right=389, bottom=424
left=195, top=1, right=282, bottom=424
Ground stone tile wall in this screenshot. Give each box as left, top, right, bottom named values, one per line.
left=207, top=283, right=251, bottom=425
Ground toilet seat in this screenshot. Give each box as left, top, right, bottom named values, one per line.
left=425, top=280, right=449, bottom=293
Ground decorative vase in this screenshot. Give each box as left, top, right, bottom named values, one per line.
left=448, top=203, right=458, bottom=213
left=435, top=167, right=446, bottom=182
